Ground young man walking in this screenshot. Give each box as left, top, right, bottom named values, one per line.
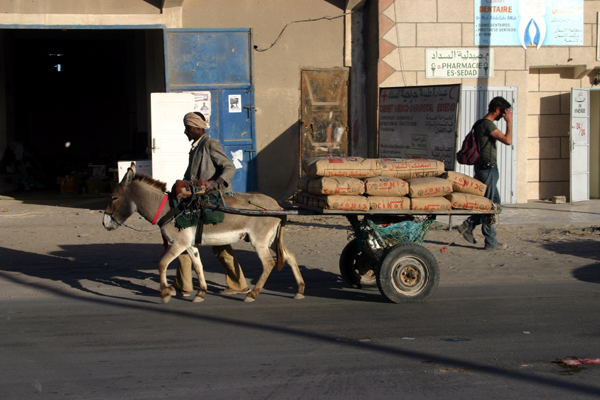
left=459, top=97, right=513, bottom=250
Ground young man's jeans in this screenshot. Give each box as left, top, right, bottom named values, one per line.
left=464, top=162, right=500, bottom=248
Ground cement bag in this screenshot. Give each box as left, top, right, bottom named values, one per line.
left=303, top=157, right=382, bottom=179
left=445, top=193, right=493, bottom=211
left=408, top=177, right=453, bottom=198
left=308, top=176, right=365, bottom=195
left=444, top=171, right=487, bottom=196
left=368, top=196, right=410, bottom=210
left=410, top=197, right=452, bottom=211
left=294, top=192, right=326, bottom=209
left=381, top=159, right=445, bottom=179
left=363, top=176, right=409, bottom=196
left=324, top=195, right=370, bottom=210
left=297, top=176, right=312, bottom=192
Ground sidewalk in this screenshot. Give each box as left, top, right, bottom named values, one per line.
left=3, top=191, right=600, bottom=229
left=437, top=199, right=600, bottom=229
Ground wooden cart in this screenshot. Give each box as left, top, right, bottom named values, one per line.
left=207, top=202, right=495, bottom=303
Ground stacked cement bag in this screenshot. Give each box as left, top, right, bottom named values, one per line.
left=381, top=158, right=445, bottom=180
left=408, top=177, right=453, bottom=211
left=295, top=157, right=492, bottom=211
left=363, top=176, right=410, bottom=210
left=443, top=171, right=492, bottom=211
left=303, top=157, right=382, bottom=179
left=296, top=157, right=374, bottom=210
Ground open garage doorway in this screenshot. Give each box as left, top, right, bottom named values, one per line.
left=0, top=28, right=165, bottom=194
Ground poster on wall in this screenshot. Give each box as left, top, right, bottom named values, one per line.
left=474, top=0, right=583, bottom=48
left=184, top=91, right=212, bottom=127
left=378, top=84, right=460, bottom=171
left=228, top=94, right=242, bottom=113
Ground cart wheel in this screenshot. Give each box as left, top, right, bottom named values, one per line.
left=339, top=239, right=377, bottom=289
left=375, top=243, right=439, bottom=303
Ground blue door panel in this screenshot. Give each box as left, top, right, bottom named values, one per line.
left=220, top=89, right=253, bottom=143
left=167, top=31, right=250, bottom=87
left=224, top=144, right=256, bottom=193
left=166, top=29, right=256, bottom=193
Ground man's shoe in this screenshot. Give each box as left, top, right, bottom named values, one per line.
left=458, top=222, right=477, bottom=244
left=220, top=287, right=250, bottom=295
left=484, top=243, right=506, bottom=251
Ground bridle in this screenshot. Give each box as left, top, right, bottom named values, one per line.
left=104, top=183, right=170, bottom=233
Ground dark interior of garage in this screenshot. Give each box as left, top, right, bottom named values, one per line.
left=1, top=29, right=163, bottom=194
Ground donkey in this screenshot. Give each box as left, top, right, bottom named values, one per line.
left=103, top=163, right=305, bottom=303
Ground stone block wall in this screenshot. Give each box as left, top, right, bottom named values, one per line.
left=378, top=0, right=600, bottom=202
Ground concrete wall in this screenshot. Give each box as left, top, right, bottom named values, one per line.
left=0, top=0, right=355, bottom=200
left=182, top=0, right=348, bottom=198
left=377, top=0, right=600, bottom=202
left=182, top=0, right=344, bottom=198
left=0, top=0, right=162, bottom=14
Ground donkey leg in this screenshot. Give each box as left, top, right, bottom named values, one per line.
left=269, top=239, right=305, bottom=299
left=244, top=245, right=276, bottom=302
left=186, top=246, right=207, bottom=303
left=158, top=247, right=185, bottom=303
left=282, top=244, right=305, bottom=299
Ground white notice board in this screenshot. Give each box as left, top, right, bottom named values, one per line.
left=378, top=84, right=461, bottom=171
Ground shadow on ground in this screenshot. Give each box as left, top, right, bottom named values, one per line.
left=0, top=243, right=383, bottom=303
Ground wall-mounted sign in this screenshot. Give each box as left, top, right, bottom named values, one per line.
left=475, top=0, right=583, bottom=48
left=378, top=84, right=460, bottom=170
left=426, top=49, right=493, bottom=79
left=571, top=88, right=589, bottom=117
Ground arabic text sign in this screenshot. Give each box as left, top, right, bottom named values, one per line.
left=378, top=84, right=460, bottom=170
left=426, top=49, right=494, bottom=79
left=571, top=89, right=588, bottom=117
left=475, top=0, right=583, bottom=48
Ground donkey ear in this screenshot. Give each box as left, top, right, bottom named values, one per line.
left=121, top=164, right=136, bottom=187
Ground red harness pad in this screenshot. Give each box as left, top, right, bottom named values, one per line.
left=173, top=179, right=210, bottom=200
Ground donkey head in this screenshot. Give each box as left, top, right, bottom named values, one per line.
left=102, top=162, right=137, bottom=230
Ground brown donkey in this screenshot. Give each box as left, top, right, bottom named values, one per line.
left=103, top=163, right=305, bottom=303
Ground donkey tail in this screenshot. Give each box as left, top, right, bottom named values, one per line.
left=275, top=216, right=286, bottom=271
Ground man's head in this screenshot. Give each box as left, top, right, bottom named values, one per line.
left=488, top=97, right=512, bottom=121
left=183, top=112, right=209, bottom=141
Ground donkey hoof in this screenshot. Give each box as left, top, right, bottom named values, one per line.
left=294, top=293, right=305, bottom=300
left=192, top=295, right=205, bottom=303
left=162, top=295, right=172, bottom=304
left=243, top=296, right=256, bottom=303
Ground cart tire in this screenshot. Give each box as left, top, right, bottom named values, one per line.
left=339, top=239, right=376, bottom=289
left=376, top=243, right=439, bottom=303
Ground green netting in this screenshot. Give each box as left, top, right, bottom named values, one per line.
left=353, top=218, right=437, bottom=253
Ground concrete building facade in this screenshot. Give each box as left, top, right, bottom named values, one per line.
left=0, top=0, right=368, bottom=200
left=374, top=0, right=600, bottom=202
left=3, top=0, right=599, bottom=203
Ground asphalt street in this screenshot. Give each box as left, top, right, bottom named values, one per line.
left=1, top=193, right=600, bottom=399
left=1, top=281, right=600, bottom=399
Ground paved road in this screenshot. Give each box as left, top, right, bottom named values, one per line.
left=2, top=193, right=600, bottom=399
left=2, top=281, right=600, bottom=399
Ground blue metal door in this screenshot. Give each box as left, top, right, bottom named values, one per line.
left=164, top=29, right=256, bottom=192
